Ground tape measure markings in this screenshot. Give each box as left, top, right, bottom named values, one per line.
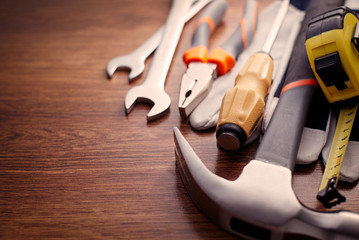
left=305, top=6, right=359, bottom=208
left=319, top=103, right=358, bottom=191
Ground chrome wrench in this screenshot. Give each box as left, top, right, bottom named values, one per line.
left=106, top=0, right=213, bottom=81
left=125, top=0, right=192, bottom=121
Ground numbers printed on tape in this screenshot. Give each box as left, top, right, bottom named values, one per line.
left=305, top=6, right=359, bottom=207
left=319, top=104, right=358, bottom=191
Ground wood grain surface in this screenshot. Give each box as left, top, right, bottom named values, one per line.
left=0, top=0, right=358, bottom=239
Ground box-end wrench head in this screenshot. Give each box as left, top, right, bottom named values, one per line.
left=106, top=0, right=213, bottom=82
left=125, top=85, right=171, bottom=121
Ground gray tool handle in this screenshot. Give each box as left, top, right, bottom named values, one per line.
left=255, top=83, right=316, bottom=170
left=191, top=0, right=227, bottom=48
left=255, top=0, right=345, bottom=171
left=220, top=0, right=258, bottom=58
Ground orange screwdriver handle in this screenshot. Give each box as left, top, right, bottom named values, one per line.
left=216, top=52, right=273, bottom=150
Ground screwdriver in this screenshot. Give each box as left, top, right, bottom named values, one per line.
left=216, top=0, right=290, bottom=151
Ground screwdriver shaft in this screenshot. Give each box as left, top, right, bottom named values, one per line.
left=262, top=0, right=290, bottom=53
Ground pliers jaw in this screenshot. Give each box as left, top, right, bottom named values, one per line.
left=178, top=62, right=217, bottom=118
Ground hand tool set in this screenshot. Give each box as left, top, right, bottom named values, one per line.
left=305, top=6, right=359, bottom=208
left=107, top=0, right=359, bottom=238
left=174, top=0, right=359, bottom=238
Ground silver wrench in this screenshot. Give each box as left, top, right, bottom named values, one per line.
left=106, top=0, right=213, bottom=81
left=125, top=0, right=192, bottom=121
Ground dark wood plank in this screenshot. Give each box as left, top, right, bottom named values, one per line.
left=0, top=0, right=357, bottom=239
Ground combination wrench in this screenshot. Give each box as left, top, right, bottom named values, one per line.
left=125, top=0, right=192, bottom=121
left=106, top=0, right=213, bottom=81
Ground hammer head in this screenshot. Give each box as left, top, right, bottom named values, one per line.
left=174, top=127, right=359, bottom=239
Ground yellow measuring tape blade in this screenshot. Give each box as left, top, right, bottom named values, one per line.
left=319, top=103, right=358, bottom=192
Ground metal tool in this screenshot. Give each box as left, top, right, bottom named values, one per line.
left=305, top=6, right=359, bottom=208
left=317, top=103, right=357, bottom=208
left=216, top=0, right=289, bottom=151
left=178, top=0, right=258, bottom=118
left=106, top=0, right=213, bottom=81
left=125, top=0, right=192, bottom=121
left=178, top=0, right=228, bottom=117
left=174, top=0, right=359, bottom=238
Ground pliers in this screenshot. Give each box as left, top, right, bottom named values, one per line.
left=178, top=0, right=258, bottom=118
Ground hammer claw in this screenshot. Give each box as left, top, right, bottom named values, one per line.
left=174, top=127, right=229, bottom=224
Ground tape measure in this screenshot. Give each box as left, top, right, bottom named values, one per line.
left=305, top=7, right=359, bottom=208
left=306, top=7, right=359, bottom=103
left=317, top=104, right=357, bottom=208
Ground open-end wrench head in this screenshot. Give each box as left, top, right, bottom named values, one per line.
left=125, top=85, right=171, bottom=121
left=106, top=0, right=215, bottom=81
left=106, top=54, right=145, bottom=81
left=174, top=127, right=359, bottom=239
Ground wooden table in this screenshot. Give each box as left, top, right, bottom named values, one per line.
left=0, top=0, right=358, bottom=239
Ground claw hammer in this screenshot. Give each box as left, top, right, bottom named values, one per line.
left=174, top=0, right=359, bottom=239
